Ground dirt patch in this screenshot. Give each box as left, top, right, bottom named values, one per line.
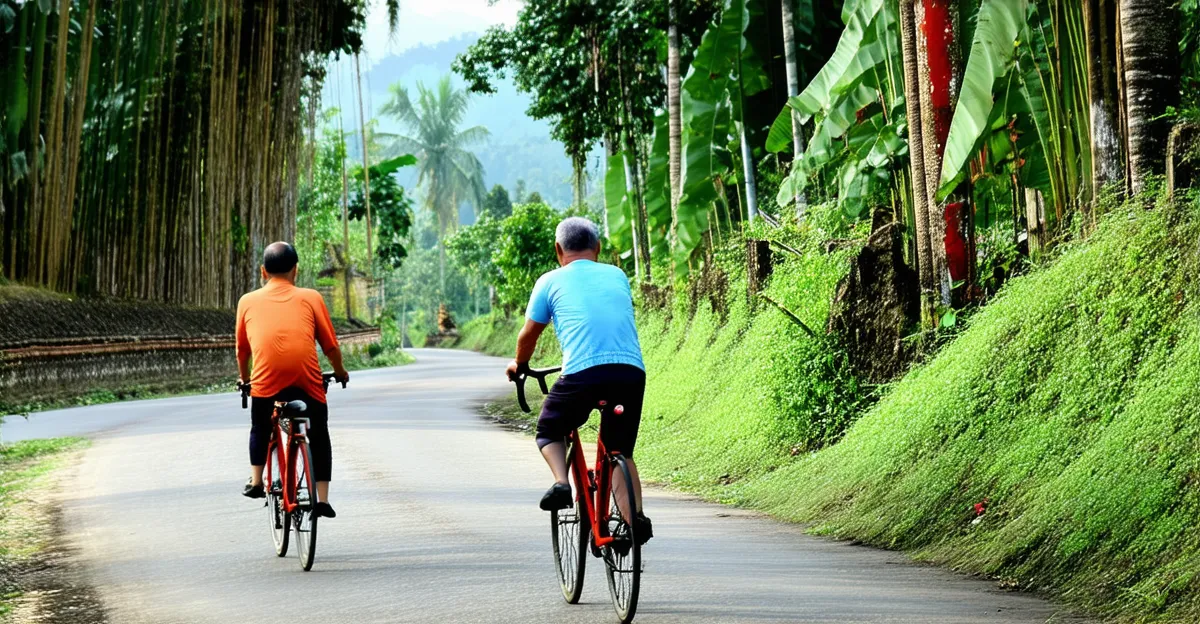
left=5, top=509, right=107, bottom=624
left=474, top=395, right=537, bottom=435
left=1, top=450, right=107, bottom=624
left=827, top=222, right=919, bottom=384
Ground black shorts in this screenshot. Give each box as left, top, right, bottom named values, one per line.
left=249, top=388, right=332, bottom=482
left=536, top=364, right=646, bottom=458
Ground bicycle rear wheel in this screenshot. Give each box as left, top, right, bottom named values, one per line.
left=604, top=455, right=640, bottom=623
left=551, top=447, right=588, bottom=603
left=293, top=440, right=318, bottom=571
left=267, top=443, right=289, bottom=557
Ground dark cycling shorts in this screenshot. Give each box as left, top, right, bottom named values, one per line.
left=249, top=388, right=332, bottom=482
left=536, top=364, right=646, bottom=458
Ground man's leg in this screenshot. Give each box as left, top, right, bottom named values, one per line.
left=540, top=441, right=570, bottom=485
left=610, top=457, right=643, bottom=515
left=306, top=399, right=334, bottom=515
left=535, top=376, right=587, bottom=510
left=245, top=398, right=272, bottom=497
left=601, top=367, right=650, bottom=542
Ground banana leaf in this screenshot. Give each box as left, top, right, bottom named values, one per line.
left=789, top=0, right=887, bottom=122
left=644, top=111, right=672, bottom=259
left=936, top=0, right=1029, bottom=197
left=676, top=0, right=754, bottom=273
left=605, top=152, right=634, bottom=254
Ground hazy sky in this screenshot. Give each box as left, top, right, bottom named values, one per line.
left=360, top=0, right=522, bottom=68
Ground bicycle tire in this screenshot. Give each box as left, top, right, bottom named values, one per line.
left=604, top=455, right=641, bottom=623
left=267, top=443, right=290, bottom=557
left=293, top=440, right=319, bottom=571
left=551, top=442, right=589, bottom=604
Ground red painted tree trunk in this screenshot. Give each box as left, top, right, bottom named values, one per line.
left=917, top=0, right=975, bottom=301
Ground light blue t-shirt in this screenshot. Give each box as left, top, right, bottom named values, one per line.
left=526, top=259, right=645, bottom=375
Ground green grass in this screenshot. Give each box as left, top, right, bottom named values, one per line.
left=741, top=202, right=1200, bottom=622
left=458, top=199, right=1200, bottom=621
left=0, top=438, right=89, bottom=617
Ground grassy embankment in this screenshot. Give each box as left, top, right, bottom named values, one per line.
left=0, top=438, right=89, bottom=618
left=459, top=200, right=1200, bottom=621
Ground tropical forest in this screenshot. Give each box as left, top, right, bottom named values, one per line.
left=2, top=0, right=1200, bottom=622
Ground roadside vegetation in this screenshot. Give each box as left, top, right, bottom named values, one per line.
left=0, top=438, right=88, bottom=618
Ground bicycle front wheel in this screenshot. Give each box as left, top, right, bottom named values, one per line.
left=604, top=455, right=641, bottom=623
left=293, top=440, right=318, bottom=571
left=267, top=443, right=289, bottom=557
left=551, top=454, right=588, bottom=603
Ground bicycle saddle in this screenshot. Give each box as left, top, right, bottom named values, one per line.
left=281, top=400, right=307, bottom=413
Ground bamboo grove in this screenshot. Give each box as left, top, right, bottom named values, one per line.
left=0, top=0, right=370, bottom=308
left=461, top=0, right=1193, bottom=328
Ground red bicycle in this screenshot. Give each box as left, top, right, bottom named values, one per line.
left=239, top=372, right=344, bottom=571
left=513, top=365, right=642, bottom=623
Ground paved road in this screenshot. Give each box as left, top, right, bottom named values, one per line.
left=4, top=349, right=1079, bottom=623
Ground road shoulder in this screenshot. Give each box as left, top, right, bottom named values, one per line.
left=0, top=439, right=106, bottom=624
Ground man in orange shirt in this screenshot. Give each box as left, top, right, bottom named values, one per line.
left=236, top=242, right=349, bottom=518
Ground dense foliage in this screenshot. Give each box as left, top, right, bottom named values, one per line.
left=0, top=0, right=371, bottom=306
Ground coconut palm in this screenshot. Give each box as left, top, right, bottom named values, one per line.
left=1119, top=0, right=1180, bottom=194
left=380, top=75, right=488, bottom=294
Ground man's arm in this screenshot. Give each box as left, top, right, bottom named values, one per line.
left=235, top=300, right=252, bottom=383
left=506, top=319, right=547, bottom=379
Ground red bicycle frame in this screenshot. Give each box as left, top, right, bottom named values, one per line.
left=263, top=405, right=312, bottom=515
left=566, top=428, right=623, bottom=549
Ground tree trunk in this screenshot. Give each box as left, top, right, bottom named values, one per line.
left=736, top=39, right=759, bottom=223
left=1024, top=188, right=1046, bottom=257
left=1084, top=0, right=1124, bottom=206
left=900, top=0, right=936, bottom=327
left=780, top=0, right=808, bottom=217
left=916, top=0, right=973, bottom=305
left=340, top=143, right=354, bottom=321
left=618, top=42, right=652, bottom=281
left=355, top=53, right=374, bottom=278
left=1119, top=0, right=1180, bottom=195
left=667, top=0, right=683, bottom=253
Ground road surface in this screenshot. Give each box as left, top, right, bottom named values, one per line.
left=3, top=349, right=1080, bottom=623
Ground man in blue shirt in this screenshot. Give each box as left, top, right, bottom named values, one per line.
left=506, top=217, right=652, bottom=544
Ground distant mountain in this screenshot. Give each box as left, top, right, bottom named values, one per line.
left=332, top=34, right=590, bottom=216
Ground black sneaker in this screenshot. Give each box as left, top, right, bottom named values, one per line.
left=540, top=483, right=573, bottom=511
left=242, top=479, right=265, bottom=499
left=313, top=502, right=337, bottom=518
left=633, top=513, right=653, bottom=545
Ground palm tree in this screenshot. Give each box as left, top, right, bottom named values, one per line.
left=780, top=0, right=808, bottom=217
left=1119, top=0, right=1180, bottom=195
left=667, top=0, right=682, bottom=258
left=380, top=76, right=488, bottom=294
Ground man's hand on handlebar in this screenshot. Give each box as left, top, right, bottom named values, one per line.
left=506, top=362, right=562, bottom=413
left=505, top=359, right=526, bottom=381
left=322, top=370, right=349, bottom=391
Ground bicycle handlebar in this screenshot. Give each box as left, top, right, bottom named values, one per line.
left=237, top=371, right=347, bottom=410
left=510, top=363, right=562, bottom=413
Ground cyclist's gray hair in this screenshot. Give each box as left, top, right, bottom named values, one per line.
left=556, top=216, right=600, bottom=252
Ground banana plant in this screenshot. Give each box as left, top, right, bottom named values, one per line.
left=935, top=0, right=1090, bottom=228
left=770, top=0, right=903, bottom=220
left=672, top=0, right=769, bottom=274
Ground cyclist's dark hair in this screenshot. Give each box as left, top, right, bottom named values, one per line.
left=263, top=241, right=298, bottom=275
left=556, top=217, right=600, bottom=252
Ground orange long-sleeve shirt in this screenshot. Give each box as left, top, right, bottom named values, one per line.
left=236, top=279, right=339, bottom=402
